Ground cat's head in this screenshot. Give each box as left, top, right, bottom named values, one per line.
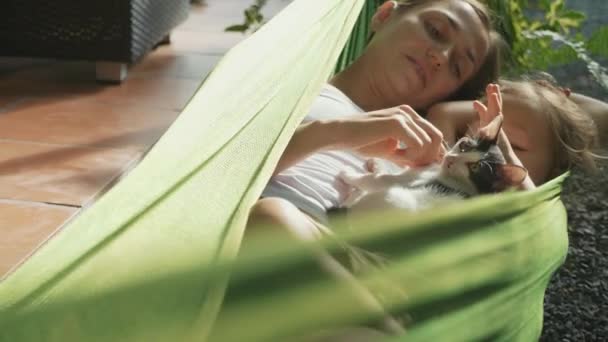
left=439, top=115, right=528, bottom=195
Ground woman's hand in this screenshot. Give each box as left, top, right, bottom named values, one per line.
left=336, top=105, right=446, bottom=167
left=474, top=84, right=536, bottom=190
left=273, top=105, right=445, bottom=176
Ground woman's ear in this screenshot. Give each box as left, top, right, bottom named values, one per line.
left=371, top=1, right=398, bottom=32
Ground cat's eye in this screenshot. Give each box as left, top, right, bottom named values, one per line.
left=459, top=140, right=473, bottom=152
left=468, top=163, right=480, bottom=173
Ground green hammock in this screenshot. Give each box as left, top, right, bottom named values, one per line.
left=0, top=1, right=568, bottom=341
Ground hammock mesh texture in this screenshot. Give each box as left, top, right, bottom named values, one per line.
left=0, top=1, right=568, bottom=341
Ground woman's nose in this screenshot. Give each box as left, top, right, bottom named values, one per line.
left=428, top=47, right=450, bottom=70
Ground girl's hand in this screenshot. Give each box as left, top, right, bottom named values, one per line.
left=338, top=105, right=446, bottom=167
left=473, top=84, right=536, bottom=189
left=474, top=84, right=516, bottom=159
left=474, top=83, right=502, bottom=127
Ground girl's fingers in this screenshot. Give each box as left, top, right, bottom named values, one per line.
left=487, top=92, right=498, bottom=117
left=473, top=100, right=491, bottom=125
left=487, top=84, right=502, bottom=116
left=473, top=100, right=487, bottom=114
left=490, top=93, right=502, bottom=116
left=495, top=83, right=502, bottom=106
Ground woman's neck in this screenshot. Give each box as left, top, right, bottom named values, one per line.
left=329, top=59, right=385, bottom=112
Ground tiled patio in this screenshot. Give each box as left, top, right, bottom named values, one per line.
left=0, top=0, right=287, bottom=279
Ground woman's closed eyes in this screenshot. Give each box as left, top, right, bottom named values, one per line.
left=425, top=20, right=443, bottom=41
left=424, top=19, right=463, bottom=79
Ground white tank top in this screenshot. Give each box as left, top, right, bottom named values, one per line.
left=262, top=84, right=368, bottom=222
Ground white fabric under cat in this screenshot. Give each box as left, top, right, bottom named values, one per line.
left=262, top=83, right=368, bottom=222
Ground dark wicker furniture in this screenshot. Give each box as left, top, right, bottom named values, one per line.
left=0, top=0, right=190, bottom=82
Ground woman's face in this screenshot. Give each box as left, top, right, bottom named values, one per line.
left=366, top=0, right=490, bottom=109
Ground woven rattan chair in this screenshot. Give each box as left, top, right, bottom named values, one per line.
left=0, top=0, right=190, bottom=82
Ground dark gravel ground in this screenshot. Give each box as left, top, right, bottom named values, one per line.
left=539, top=58, right=608, bottom=341
left=541, top=163, right=608, bottom=341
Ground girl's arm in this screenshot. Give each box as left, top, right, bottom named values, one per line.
left=426, top=101, right=477, bottom=145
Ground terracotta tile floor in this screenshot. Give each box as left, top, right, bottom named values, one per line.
left=0, top=0, right=287, bottom=279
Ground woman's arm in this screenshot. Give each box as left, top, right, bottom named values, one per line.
left=272, top=120, right=341, bottom=175
left=272, top=106, right=445, bottom=176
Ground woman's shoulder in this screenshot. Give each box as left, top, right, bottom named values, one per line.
left=305, top=83, right=365, bottom=122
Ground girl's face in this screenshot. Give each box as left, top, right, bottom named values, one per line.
left=365, top=0, right=490, bottom=109
left=498, top=93, right=555, bottom=184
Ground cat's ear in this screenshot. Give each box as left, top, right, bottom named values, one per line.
left=492, top=164, right=528, bottom=191
left=478, top=114, right=503, bottom=143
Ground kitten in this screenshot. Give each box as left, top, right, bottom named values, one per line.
left=338, top=115, right=528, bottom=214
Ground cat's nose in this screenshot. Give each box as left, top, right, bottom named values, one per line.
left=444, top=155, right=457, bottom=168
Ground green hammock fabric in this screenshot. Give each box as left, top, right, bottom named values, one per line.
left=334, top=0, right=378, bottom=73
left=0, top=1, right=568, bottom=341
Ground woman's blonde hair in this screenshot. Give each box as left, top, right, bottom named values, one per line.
left=390, top=0, right=505, bottom=101
left=499, top=77, right=601, bottom=177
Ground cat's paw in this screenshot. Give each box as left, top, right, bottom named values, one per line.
left=337, top=169, right=361, bottom=186
left=365, top=158, right=383, bottom=174
left=342, top=186, right=364, bottom=208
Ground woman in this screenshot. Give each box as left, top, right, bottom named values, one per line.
left=246, top=0, right=503, bottom=239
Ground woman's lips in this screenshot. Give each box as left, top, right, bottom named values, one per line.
left=406, top=55, right=427, bottom=88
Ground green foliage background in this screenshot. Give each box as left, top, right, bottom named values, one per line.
left=229, top=0, right=608, bottom=89
left=487, top=0, right=608, bottom=89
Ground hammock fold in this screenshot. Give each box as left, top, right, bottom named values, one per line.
left=0, top=0, right=568, bottom=341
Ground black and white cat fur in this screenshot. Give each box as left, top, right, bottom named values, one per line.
left=338, top=115, right=528, bottom=213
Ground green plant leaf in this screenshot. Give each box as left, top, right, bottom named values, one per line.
left=557, top=10, right=585, bottom=30
left=587, top=27, right=608, bottom=58
left=523, top=30, right=608, bottom=91
left=225, top=24, right=250, bottom=32
left=540, top=0, right=551, bottom=9
left=549, top=0, right=565, bottom=15
left=560, top=10, right=586, bottom=22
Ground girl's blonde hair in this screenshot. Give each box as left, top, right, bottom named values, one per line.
left=499, top=77, right=601, bottom=177
left=391, top=0, right=505, bottom=101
